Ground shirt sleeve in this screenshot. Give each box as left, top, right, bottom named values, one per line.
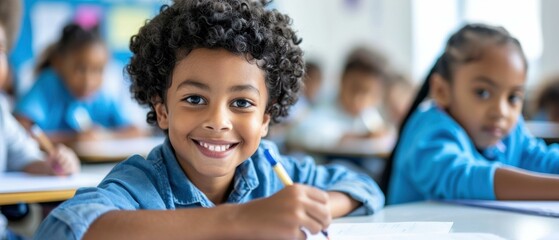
left=268, top=142, right=384, bottom=215
left=404, top=125, right=499, bottom=200
left=516, top=119, right=559, bottom=174
left=0, top=96, right=44, bottom=171
left=34, top=157, right=165, bottom=240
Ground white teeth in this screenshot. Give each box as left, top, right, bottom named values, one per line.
left=198, top=141, right=232, bottom=152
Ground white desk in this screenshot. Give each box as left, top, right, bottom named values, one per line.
left=335, top=201, right=559, bottom=239
left=72, top=136, right=165, bottom=162
left=525, top=121, right=559, bottom=144
left=0, top=163, right=115, bottom=205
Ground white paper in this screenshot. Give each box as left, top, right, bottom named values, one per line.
left=307, top=222, right=453, bottom=240
left=0, top=172, right=104, bottom=193
left=325, top=233, right=505, bottom=240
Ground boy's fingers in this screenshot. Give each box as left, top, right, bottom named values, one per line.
left=305, top=203, right=330, bottom=229
left=302, top=185, right=329, bottom=204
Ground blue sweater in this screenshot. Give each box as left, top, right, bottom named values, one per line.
left=388, top=101, right=559, bottom=204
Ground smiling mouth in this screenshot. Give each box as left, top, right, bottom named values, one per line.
left=192, top=139, right=239, bottom=156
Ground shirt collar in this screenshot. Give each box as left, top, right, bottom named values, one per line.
left=159, top=138, right=260, bottom=207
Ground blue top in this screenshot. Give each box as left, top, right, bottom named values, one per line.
left=388, top=101, right=559, bottom=205
left=14, top=68, right=132, bottom=133
left=35, top=139, right=384, bottom=239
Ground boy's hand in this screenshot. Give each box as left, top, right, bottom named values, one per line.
left=233, top=184, right=331, bottom=239
left=47, top=144, right=80, bottom=175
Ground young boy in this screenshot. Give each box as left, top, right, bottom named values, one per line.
left=35, top=0, right=384, bottom=239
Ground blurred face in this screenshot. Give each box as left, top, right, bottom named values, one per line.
left=155, top=48, right=270, bottom=186
left=304, top=68, right=322, bottom=102
left=339, top=70, right=383, bottom=116
left=55, top=42, right=108, bottom=99
left=444, top=45, right=526, bottom=148
left=0, top=26, right=7, bottom=89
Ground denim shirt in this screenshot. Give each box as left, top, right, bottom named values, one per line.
left=35, top=139, right=384, bottom=239
left=388, top=101, right=559, bottom=204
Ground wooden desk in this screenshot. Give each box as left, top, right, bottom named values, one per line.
left=72, top=136, right=165, bottom=162
left=525, top=121, right=559, bottom=144
left=335, top=201, right=559, bottom=239
left=0, top=163, right=115, bottom=205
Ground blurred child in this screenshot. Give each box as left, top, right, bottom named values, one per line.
left=0, top=0, right=80, bottom=238
left=14, top=22, right=141, bottom=144
left=288, top=46, right=390, bottom=150
left=383, top=72, right=415, bottom=127
left=35, top=1, right=384, bottom=239
left=386, top=23, right=559, bottom=205
left=530, top=76, right=559, bottom=122
left=267, top=61, right=323, bottom=150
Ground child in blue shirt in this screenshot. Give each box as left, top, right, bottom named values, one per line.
left=385, top=23, right=559, bottom=205
left=35, top=0, right=384, bottom=239
left=14, top=22, right=141, bottom=144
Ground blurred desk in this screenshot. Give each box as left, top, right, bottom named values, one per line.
left=288, top=133, right=396, bottom=159
left=525, top=121, right=559, bottom=144
left=336, top=201, right=559, bottom=239
left=0, top=163, right=115, bottom=205
left=72, top=136, right=165, bottom=162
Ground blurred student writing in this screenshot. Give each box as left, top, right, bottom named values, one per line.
left=14, top=22, right=142, bottom=144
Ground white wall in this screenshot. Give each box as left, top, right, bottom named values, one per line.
left=540, top=0, right=559, bottom=80
left=276, top=0, right=556, bottom=98
left=275, top=0, right=412, bottom=100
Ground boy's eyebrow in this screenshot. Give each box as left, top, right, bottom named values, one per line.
left=175, top=80, right=261, bottom=96
left=229, top=84, right=260, bottom=96
left=176, top=79, right=210, bottom=91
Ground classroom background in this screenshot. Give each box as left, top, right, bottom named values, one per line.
left=8, top=0, right=559, bottom=113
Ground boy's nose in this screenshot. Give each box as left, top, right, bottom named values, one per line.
left=203, top=106, right=232, bottom=132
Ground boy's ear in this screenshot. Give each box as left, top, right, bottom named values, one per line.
left=154, top=100, right=169, bottom=130
left=430, top=73, right=451, bottom=108
left=260, top=113, right=271, bottom=137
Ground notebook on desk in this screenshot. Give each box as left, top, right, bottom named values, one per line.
left=440, top=199, right=559, bottom=218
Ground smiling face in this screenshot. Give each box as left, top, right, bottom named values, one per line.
left=434, top=44, right=526, bottom=149
left=155, top=48, right=270, bottom=185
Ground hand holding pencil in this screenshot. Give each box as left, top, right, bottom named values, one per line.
left=30, top=125, right=80, bottom=176
left=264, top=149, right=331, bottom=240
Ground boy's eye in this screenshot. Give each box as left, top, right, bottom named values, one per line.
left=231, top=99, right=253, bottom=108
left=184, top=96, right=206, bottom=105
left=475, top=89, right=490, bottom=100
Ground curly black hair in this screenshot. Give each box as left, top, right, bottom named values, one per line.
left=127, top=0, right=304, bottom=128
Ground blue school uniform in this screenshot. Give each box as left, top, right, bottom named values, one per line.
left=388, top=101, right=559, bottom=205
left=35, top=139, right=384, bottom=239
left=14, top=68, right=132, bottom=133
